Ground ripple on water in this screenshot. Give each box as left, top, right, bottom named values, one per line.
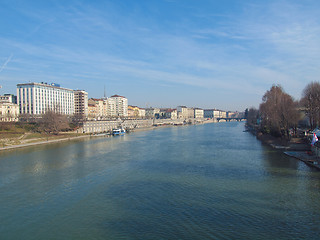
left=1, top=122, right=320, bottom=240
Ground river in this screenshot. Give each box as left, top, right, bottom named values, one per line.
left=0, top=122, right=320, bottom=239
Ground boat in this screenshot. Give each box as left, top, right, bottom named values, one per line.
left=112, top=128, right=126, bottom=136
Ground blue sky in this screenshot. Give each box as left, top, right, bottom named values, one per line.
left=1, top=0, right=320, bottom=111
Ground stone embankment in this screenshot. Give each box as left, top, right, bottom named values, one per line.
left=80, top=118, right=215, bottom=134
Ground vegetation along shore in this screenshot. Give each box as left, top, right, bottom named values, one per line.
left=246, top=81, right=320, bottom=170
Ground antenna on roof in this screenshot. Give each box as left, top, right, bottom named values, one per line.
left=104, top=85, right=106, bottom=98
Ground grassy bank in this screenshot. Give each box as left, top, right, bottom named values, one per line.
left=0, top=122, right=83, bottom=149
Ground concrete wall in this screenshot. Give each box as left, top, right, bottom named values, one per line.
left=79, top=118, right=206, bottom=133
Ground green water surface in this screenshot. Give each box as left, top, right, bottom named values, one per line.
left=0, top=122, right=319, bottom=239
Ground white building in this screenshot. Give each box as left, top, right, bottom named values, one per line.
left=17, top=82, right=75, bottom=115
left=194, top=108, right=204, bottom=118
left=139, top=108, right=146, bottom=118
left=0, top=94, right=17, bottom=104
left=0, top=103, right=19, bottom=122
left=105, top=97, right=117, bottom=117
left=177, top=106, right=188, bottom=119
left=0, top=94, right=19, bottom=122
left=110, top=95, right=128, bottom=117
left=177, top=106, right=194, bottom=119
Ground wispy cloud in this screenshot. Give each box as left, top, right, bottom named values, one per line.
left=2, top=0, right=320, bottom=109
left=0, top=54, right=13, bottom=73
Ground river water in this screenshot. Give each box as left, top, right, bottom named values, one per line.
left=0, top=122, right=320, bottom=239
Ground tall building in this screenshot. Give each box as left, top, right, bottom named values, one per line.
left=105, top=97, right=116, bottom=117
left=110, top=95, right=128, bottom=117
left=74, top=90, right=88, bottom=117
left=17, top=82, right=74, bottom=115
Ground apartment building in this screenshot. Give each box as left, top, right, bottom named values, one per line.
left=165, top=109, right=177, bottom=119
left=177, top=106, right=194, bottom=119
left=139, top=108, right=146, bottom=118
left=110, top=95, right=128, bottom=117
left=88, top=103, right=98, bottom=120
left=128, top=105, right=140, bottom=118
left=127, top=106, right=145, bottom=119
left=74, top=90, right=88, bottom=117
left=88, top=98, right=105, bottom=119
left=145, top=107, right=160, bottom=118
left=204, top=109, right=225, bottom=118
left=177, top=106, right=188, bottom=119
left=105, top=97, right=116, bottom=117
left=194, top=108, right=204, bottom=118
left=88, top=95, right=127, bottom=119
left=17, top=82, right=74, bottom=115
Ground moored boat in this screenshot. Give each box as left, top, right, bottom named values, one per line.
left=112, top=128, right=126, bottom=136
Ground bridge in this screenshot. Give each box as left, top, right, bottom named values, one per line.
left=216, top=117, right=246, bottom=122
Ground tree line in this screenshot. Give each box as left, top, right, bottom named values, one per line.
left=246, top=82, right=320, bottom=139
left=18, top=111, right=85, bottom=135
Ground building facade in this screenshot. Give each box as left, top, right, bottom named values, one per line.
left=88, top=98, right=105, bottom=119
left=17, top=82, right=74, bottom=115
left=204, top=109, right=224, bottom=118
left=88, top=103, right=98, bottom=120
left=145, top=108, right=160, bottom=119
left=194, top=108, right=204, bottom=118
left=105, top=97, right=116, bottom=117
left=74, top=90, right=88, bottom=117
left=128, top=105, right=141, bottom=118
left=139, top=108, right=146, bottom=118
left=0, top=102, right=19, bottom=121
left=177, top=106, right=194, bottom=119
left=88, top=96, right=127, bottom=119
left=0, top=94, right=17, bottom=104
left=177, top=106, right=188, bottom=119
left=165, top=109, right=177, bottom=119
left=110, top=95, right=128, bottom=117
left=204, top=109, right=214, bottom=118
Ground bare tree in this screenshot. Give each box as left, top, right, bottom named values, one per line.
left=71, top=113, right=86, bottom=129
left=301, top=82, right=320, bottom=129
left=259, top=85, right=299, bottom=138
left=19, top=113, right=37, bottom=123
left=246, top=107, right=260, bottom=128
left=39, top=110, right=70, bottom=134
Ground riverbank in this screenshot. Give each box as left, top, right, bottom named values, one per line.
left=252, top=130, right=320, bottom=170
left=0, top=134, right=92, bottom=151
left=284, top=151, right=320, bottom=170
left=0, top=119, right=214, bottom=152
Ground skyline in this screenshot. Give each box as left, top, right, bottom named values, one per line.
left=1, top=0, right=320, bottom=111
